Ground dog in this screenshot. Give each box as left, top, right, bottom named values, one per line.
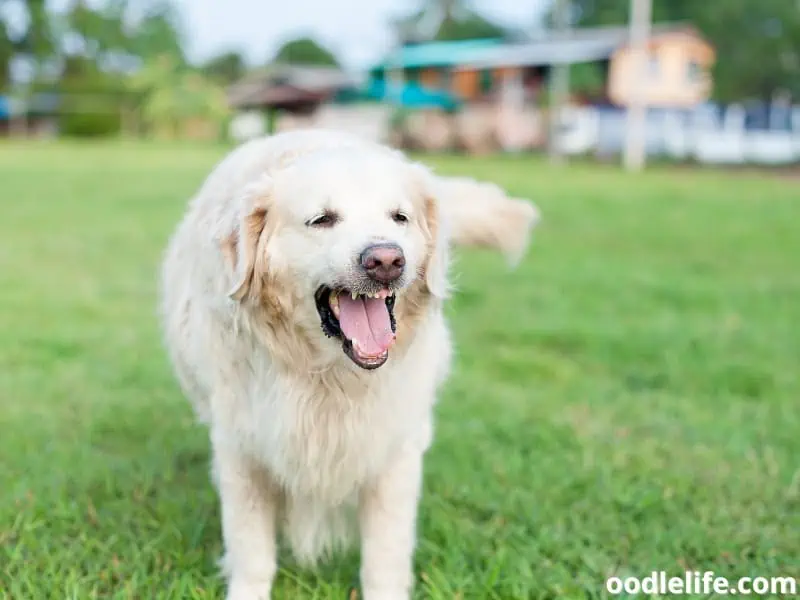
left=159, top=130, right=539, bottom=600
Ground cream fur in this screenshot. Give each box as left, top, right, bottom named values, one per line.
left=158, top=129, right=538, bottom=600
left=434, top=176, right=541, bottom=266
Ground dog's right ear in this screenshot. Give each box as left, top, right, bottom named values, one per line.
left=223, top=176, right=273, bottom=302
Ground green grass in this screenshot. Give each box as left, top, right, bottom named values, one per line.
left=1, top=141, right=798, bottom=599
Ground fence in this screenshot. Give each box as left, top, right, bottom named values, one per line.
left=232, top=100, right=800, bottom=165
left=559, top=102, right=800, bottom=165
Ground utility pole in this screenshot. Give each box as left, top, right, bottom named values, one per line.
left=548, top=0, right=571, bottom=164
left=623, top=0, right=652, bottom=171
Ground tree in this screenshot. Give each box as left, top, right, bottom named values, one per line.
left=554, top=0, right=800, bottom=101
left=127, top=1, right=186, bottom=65
left=202, top=51, right=246, bottom=85
left=15, top=0, right=56, bottom=63
left=128, top=54, right=229, bottom=138
left=434, top=14, right=507, bottom=41
left=56, top=54, right=129, bottom=136
left=23, top=0, right=189, bottom=137
left=0, top=0, right=57, bottom=90
left=0, top=20, right=12, bottom=90
left=63, top=0, right=186, bottom=69
left=273, top=37, right=339, bottom=66
left=393, top=0, right=510, bottom=44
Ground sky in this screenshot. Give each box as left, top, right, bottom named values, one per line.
left=171, top=0, right=549, bottom=71
left=2, top=0, right=550, bottom=72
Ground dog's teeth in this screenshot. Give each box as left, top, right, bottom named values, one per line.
left=329, top=291, right=339, bottom=316
left=351, top=290, right=358, bottom=300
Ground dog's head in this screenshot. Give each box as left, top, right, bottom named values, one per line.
left=223, top=147, right=448, bottom=370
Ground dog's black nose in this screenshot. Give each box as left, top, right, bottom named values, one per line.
left=360, top=243, right=405, bottom=283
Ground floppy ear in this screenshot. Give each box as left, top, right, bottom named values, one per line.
left=411, top=165, right=451, bottom=299
left=224, top=176, right=273, bottom=302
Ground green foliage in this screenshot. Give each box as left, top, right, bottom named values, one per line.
left=129, top=55, right=229, bottom=138
left=58, top=110, right=121, bottom=137
left=273, top=37, right=339, bottom=66
left=14, top=0, right=56, bottom=61
left=63, top=0, right=186, bottom=67
left=128, top=2, right=186, bottom=64
left=558, top=0, right=800, bottom=101
left=434, top=15, right=507, bottom=41
left=569, top=62, right=605, bottom=96
left=0, top=0, right=187, bottom=92
left=396, top=0, right=511, bottom=43
left=48, top=56, right=128, bottom=137
left=0, top=20, right=12, bottom=91
left=0, top=0, right=218, bottom=138
left=202, top=51, right=247, bottom=85
left=0, top=0, right=57, bottom=90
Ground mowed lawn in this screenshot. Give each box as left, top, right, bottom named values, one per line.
left=1, top=141, right=798, bottom=600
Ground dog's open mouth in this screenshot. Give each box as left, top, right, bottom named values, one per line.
left=315, top=286, right=397, bottom=370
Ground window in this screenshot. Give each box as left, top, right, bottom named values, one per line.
left=687, top=60, right=702, bottom=83
left=647, top=54, right=660, bottom=79
left=479, top=69, right=493, bottom=94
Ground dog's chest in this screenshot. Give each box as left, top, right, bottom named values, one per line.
left=244, top=373, right=408, bottom=501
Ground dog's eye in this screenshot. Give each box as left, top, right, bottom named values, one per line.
left=391, top=211, right=409, bottom=224
left=306, top=211, right=339, bottom=228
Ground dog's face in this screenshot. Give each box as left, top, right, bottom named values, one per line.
left=226, top=148, right=448, bottom=370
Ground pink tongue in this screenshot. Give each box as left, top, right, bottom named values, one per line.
left=337, top=294, right=395, bottom=357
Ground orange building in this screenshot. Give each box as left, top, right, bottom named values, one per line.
left=369, top=25, right=715, bottom=109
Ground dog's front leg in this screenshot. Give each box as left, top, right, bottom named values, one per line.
left=213, top=441, right=279, bottom=600
left=359, top=447, right=424, bottom=600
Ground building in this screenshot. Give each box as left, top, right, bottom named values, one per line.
left=369, top=24, right=715, bottom=109
left=226, top=65, right=362, bottom=116
left=0, top=93, right=60, bottom=137
left=607, top=27, right=715, bottom=107
left=369, top=39, right=520, bottom=107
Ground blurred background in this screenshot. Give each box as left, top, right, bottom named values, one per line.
left=1, top=0, right=799, bottom=167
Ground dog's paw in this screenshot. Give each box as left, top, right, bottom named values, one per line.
left=226, top=578, right=272, bottom=600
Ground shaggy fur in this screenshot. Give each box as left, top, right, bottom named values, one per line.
left=159, top=130, right=539, bottom=600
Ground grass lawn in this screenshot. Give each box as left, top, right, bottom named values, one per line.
left=1, top=141, right=798, bottom=599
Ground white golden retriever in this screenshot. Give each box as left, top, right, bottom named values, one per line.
left=159, top=130, right=539, bottom=600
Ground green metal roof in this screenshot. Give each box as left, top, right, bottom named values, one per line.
left=374, top=39, right=504, bottom=70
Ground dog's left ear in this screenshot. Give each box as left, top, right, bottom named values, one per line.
left=409, top=164, right=450, bottom=299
